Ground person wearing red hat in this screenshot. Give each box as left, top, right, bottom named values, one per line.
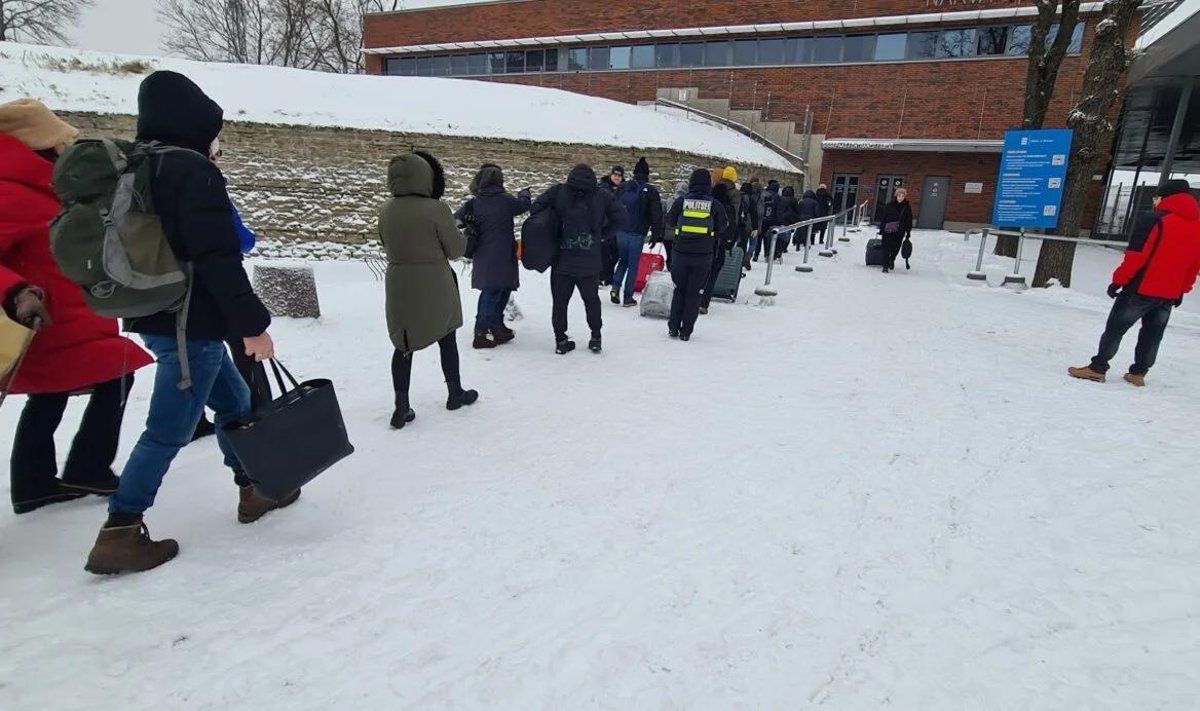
left=1069, top=179, right=1200, bottom=386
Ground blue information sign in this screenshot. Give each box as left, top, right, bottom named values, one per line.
left=991, top=128, right=1073, bottom=228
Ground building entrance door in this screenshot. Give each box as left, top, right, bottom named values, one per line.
left=873, top=175, right=906, bottom=222
left=832, top=174, right=860, bottom=214
left=917, top=176, right=950, bottom=229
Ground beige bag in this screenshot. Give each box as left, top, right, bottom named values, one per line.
left=0, top=311, right=34, bottom=381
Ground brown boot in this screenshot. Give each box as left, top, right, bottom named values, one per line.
left=490, top=325, right=515, bottom=345
left=1123, top=372, right=1146, bottom=387
left=1068, top=366, right=1106, bottom=383
left=238, top=485, right=301, bottom=524
left=84, top=522, right=179, bottom=575
left=472, top=330, right=497, bottom=349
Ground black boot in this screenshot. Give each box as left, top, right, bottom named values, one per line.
left=13, top=481, right=88, bottom=515
left=391, top=396, right=415, bottom=430
left=556, top=337, right=576, bottom=355
left=588, top=335, right=602, bottom=353
left=447, top=387, right=479, bottom=411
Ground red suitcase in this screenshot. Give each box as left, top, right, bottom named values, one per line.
left=635, top=249, right=666, bottom=293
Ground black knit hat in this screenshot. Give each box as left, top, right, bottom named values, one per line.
left=1156, top=179, right=1192, bottom=198
left=610, top=165, right=625, bottom=178
left=633, top=157, right=650, bottom=178
left=688, top=168, right=712, bottom=190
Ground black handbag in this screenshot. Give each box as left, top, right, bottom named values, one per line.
left=901, top=237, right=913, bottom=269
left=224, top=359, right=354, bottom=500
left=520, top=206, right=560, bottom=273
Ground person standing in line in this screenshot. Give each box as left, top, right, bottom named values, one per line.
left=794, top=189, right=820, bottom=249
left=814, top=183, right=834, bottom=245
left=776, top=186, right=800, bottom=256
left=598, top=165, right=624, bottom=286
left=456, top=163, right=531, bottom=349
left=0, top=99, right=154, bottom=515
left=653, top=180, right=688, bottom=271
left=1069, top=180, right=1200, bottom=386
left=532, top=163, right=626, bottom=354
left=700, top=174, right=739, bottom=315
left=381, top=151, right=479, bottom=430
left=877, top=187, right=914, bottom=273
left=610, top=158, right=664, bottom=308
left=84, top=72, right=284, bottom=575
left=666, top=169, right=729, bottom=341
left=738, top=182, right=760, bottom=270
left=755, top=179, right=781, bottom=261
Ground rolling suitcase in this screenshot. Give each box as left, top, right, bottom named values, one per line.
left=710, top=246, right=745, bottom=302
left=865, top=238, right=887, bottom=267
left=635, top=247, right=665, bottom=293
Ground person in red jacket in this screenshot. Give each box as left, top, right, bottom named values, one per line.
left=1070, top=179, right=1200, bottom=386
left=0, top=99, right=154, bottom=514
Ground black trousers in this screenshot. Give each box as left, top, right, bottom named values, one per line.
left=10, top=374, right=133, bottom=505
left=600, top=240, right=618, bottom=286
left=1090, top=294, right=1175, bottom=375
left=815, top=222, right=829, bottom=245
left=669, top=253, right=713, bottom=337
left=882, top=232, right=904, bottom=268
left=701, top=249, right=727, bottom=309
left=550, top=270, right=603, bottom=340
left=391, top=331, right=462, bottom=409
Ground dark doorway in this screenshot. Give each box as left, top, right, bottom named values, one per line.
left=832, top=173, right=860, bottom=214
left=873, top=174, right=906, bottom=222
left=917, top=176, right=950, bottom=229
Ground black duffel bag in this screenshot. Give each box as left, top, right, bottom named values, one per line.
left=901, top=237, right=913, bottom=269
left=224, top=359, right=354, bottom=500
left=520, top=206, right=560, bottom=273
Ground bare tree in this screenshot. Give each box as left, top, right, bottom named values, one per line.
left=1032, top=0, right=1144, bottom=288
left=0, top=0, right=95, bottom=45
left=996, top=0, right=1082, bottom=257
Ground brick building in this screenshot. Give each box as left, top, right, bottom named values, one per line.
left=363, top=1, right=1118, bottom=230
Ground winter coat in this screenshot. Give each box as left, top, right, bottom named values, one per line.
left=778, top=187, right=800, bottom=227
left=878, top=199, right=914, bottom=239
left=130, top=71, right=271, bottom=342
left=1113, top=193, right=1200, bottom=300
left=616, top=178, right=665, bottom=242
left=738, top=184, right=760, bottom=236
left=599, top=176, right=622, bottom=197
left=761, top=184, right=782, bottom=228
left=712, top=182, right=739, bottom=249
left=532, top=164, right=626, bottom=278
left=667, top=186, right=731, bottom=257
left=815, top=187, right=834, bottom=218
left=378, top=152, right=465, bottom=354
left=0, top=133, right=153, bottom=395
left=231, top=202, right=255, bottom=254
left=799, top=190, right=820, bottom=223
left=455, top=170, right=530, bottom=292
left=657, top=181, right=689, bottom=246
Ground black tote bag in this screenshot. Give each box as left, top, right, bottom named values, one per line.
left=224, top=359, right=354, bottom=500
left=520, top=206, right=560, bottom=273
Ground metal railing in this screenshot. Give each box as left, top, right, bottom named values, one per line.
left=966, top=228, right=1129, bottom=286
left=654, top=98, right=809, bottom=173
left=756, top=200, right=870, bottom=295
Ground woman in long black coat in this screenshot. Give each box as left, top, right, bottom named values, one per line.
left=456, top=164, right=531, bottom=348
left=877, top=187, right=914, bottom=273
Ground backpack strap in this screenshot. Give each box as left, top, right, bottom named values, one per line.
left=174, top=263, right=195, bottom=391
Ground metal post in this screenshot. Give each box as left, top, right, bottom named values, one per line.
left=796, top=224, right=814, bottom=273
left=756, top=228, right=780, bottom=298
left=967, top=228, right=989, bottom=281
left=819, top=217, right=835, bottom=257
left=839, top=208, right=851, bottom=242
left=1159, top=80, right=1194, bottom=185
left=764, top=228, right=776, bottom=285
left=1003, top=228, right=1028, bottom=287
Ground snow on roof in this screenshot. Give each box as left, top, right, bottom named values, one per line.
left=0, top=41, right=795, bottom=172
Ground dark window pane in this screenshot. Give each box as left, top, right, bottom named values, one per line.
left=789, top=37, right=813, bottom=64
left=387, top=57, right=415, bottom=76
left=813, top=36, right=842, bottom=63
left=610, top=46, right=631, bottom=70
left=631, top=44, right=655, bottom=69
left=568, top=48, right=587, bottom=71
left=938, top=28, right=977, bottom=58
left=588, top=46, right=609, bottom=70
left=430, top=56, right=450, bottom=76
left=907, top=31, right=939, bottom=59
left=704, top=40, right=730, bottom=67
left=489, top=52, right=506, bottom=73
left=875, top=33, right=906, bottom=60
left=450, top=54, right=468, bottom=75
left=525, top=49, right=544, bottom=73
left=1069, top=23, right=1084, bottom=53
left=656, top=43, right=679, bottom=68
left=416, top=56, right=433, bottom=76
left=680, top=42, right=704, bottom=67
left=467, top=53, right=487, bottom=75
left=1006, top=25, right=1032, bottom=55
left=977, top=26, right=1008, bottom=55
left=759, top=38, right=785, bottom=65
left=733, top=39, right=757, bottom=65
left=505, top=51, right=524, bottom=73
left=843, top=34, right=875, bottom=62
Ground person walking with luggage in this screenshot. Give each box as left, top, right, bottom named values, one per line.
left=610, top=158, right=664, bottom=308
left=456, top=163, right=531, bottom=349
left=532, top=164, right=625, bottom=354
left=0, top=99, right=154, bottom=516
left=814, top=183, right=834, bottom=246
left=877, top=187, right=914, bottom=273
left=755, top=180, right=781, bottom=261
left=1069, top=180, right=1200, bottom=386
left=83, top=72, right=285, bottom=575
left=700, top=176, right=739, bottom=314
left=381, top=150, right=479, bottom=429
left=666, top=169, right=729, bottom=341
left=739, top=182, right=760, bottom=269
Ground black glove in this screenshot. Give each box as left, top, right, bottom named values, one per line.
left=1174, top=297, right=1184, bottom=308
left=1107, top=283, right=1122, bottom=299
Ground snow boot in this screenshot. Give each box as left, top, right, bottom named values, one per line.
left=610, top=290, right=620, bottom=305
left=668, top=328, right=679, bottom=339
left=491, top=325, right=515, bottom=345
left=61, top=472, right=120, bottom=496
left=588, top=336, right=602, bottom=353
left=390, top=408, right=416, bottom=430
left=556, top=338, right=576, bottom=355
left=238, top=485, right=301, bottom=524
left=84, top=520, right=179, bottom=575
left=622, top=298, right=638, bottom=308
left=699, top=306, right=709, bottom=315
left=447, top=388, right=479, bottom=411
left=1068, top=366, right=1106, bottom=383
left=1123, top=372, right=1146, bottom=387
left=680, top=333, right=691, bottom=342
left=473, top=330, right=497, bottom=349
left=12, top=482, right=87, bottom=515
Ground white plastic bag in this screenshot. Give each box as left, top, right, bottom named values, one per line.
left=639, top=270, right=673, bottom=319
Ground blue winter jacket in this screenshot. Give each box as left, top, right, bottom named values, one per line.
left=231, top=202, right=255, bottom=254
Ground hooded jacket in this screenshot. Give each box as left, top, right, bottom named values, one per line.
left=1113, top=192, right=1200, bottom=300
left=761, top=181, right=782, bottom=228
left=815, top=187, right=834, bottom=218
left=378, top=151, right=465, bottom=353
left=798, top=189, right=820, bottom=223
left=777, top=186, right=800, bottom=227
left=531, top=164, right=626, bottom=278
left=456, top=165, right=530, bottom=292
left=666, top=169, right=730, bottom=256
left=129, top=71, right=271, bottom=341
left=737, top=183, right=760, bottom=236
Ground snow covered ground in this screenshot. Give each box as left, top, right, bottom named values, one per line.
left=0, top=42, right=794, bottom=172
left=1, top=230, right=1198, bottom=710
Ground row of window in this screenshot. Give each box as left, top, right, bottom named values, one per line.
left=383, top=23, right=1085, bottom=78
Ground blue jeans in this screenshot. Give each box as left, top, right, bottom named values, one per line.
left=110, top=336, right=252, bottom=515
left=475, top=289, right=511, bottom=331
left=610, top=232, right=644, bottom=301
left=1089, top=293, right=1174, bottom=375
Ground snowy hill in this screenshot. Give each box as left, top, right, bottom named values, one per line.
left=0, top=42, right=795, bottom=172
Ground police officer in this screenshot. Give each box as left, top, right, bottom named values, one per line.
left=665, top=168, right=729, bottom=341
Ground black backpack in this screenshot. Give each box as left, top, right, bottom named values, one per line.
left=459, top=198, right=479, bottom=259
left=762, top=191, right=779, bottom=225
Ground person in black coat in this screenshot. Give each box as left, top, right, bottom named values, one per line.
left=796, top=189, right=820, bottom=247
left=878, top=187, right=915, bottom=273
left=776, top=186, right=799, bottom=255
left=700, top=180, right=740, bottom=312
left=532, top=164, right=626, bottom=354
left=814, top=183, right=834, bottom=245
left=455, top=164, right=531, bottom=349
left=738, top=182, right=760, bottom=269
left=597, top=165, right=624, bottom=285
left=665, top=168, right=729, bottom=340
left=755, top=180, right=781, bottom=261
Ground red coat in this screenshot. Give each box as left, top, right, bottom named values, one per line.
left=0, top=133, right=152, bottom=395
left=1112, top=192, right=1200, bottom=300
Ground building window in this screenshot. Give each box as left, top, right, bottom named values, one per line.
left=655, top=43, right=679, bottom=68
left=938, top=28, right=977, bottom=58
left=525, top=49, right=544, bottom=73
left=1070, top=23, right=1085, bottom=53
left=907, top=31, right=939, bottom=59
left=386, top=57, right=415, bottom=76
left=631, top=44, right=655, bottom=69
left=843, top=34, right=876, bottom=62
left=759, top=37, right=786, bottom=65
left=1006, top=25, right=1032, bottom=55
left=874, top=33, right=906, bottom=61
left=430, top=56, right=450, bottom=76
left=465, top=53, right=486, bottom=74
left=704, top=40, right=731, bottom=67
left=609, top=46, right=631, bottom=70
left=813, top=36, right=842, bottom=63
left=450, top=54, right=468, bottom=75
left=977, top=26, right=1008, bottom=56
left=733, top=39, right=757, bottom=66
left=680, top=42, right=705, bottom=67
left=789, top=37, right=813, bottom=64
left=502, top=51, right=522, bottom=73
left=568, top=48, right=587, bottom=71
left=588, top=46, right=609, bottom=70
